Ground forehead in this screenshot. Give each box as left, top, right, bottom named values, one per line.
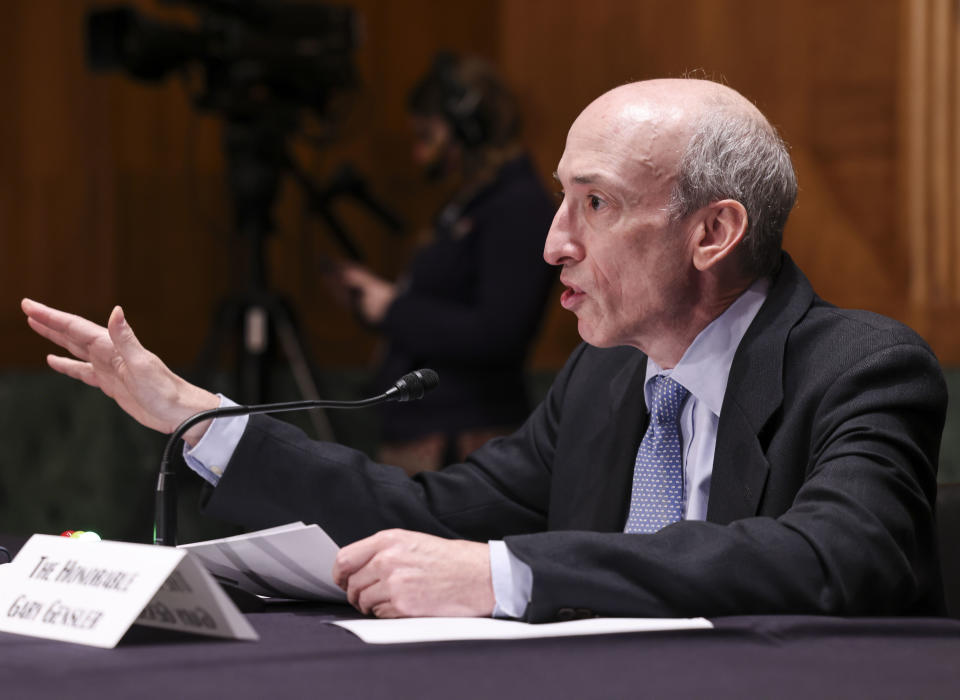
left=557, top=97, right=688, bottom=197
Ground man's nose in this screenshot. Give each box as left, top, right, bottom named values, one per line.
left=543, top=205, right=582, bottom=266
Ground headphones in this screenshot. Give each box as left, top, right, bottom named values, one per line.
left=429, top=52, right=489, bottom=148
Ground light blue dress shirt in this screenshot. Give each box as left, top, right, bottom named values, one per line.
left=184, top=279, right=769, bottom=619
left=489, top=277, right=770, bottom=617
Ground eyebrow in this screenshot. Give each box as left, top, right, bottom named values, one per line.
left=552, top=171, right=604, bottom=185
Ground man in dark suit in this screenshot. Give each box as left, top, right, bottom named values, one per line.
left=22, top=78, right=947, bottom=622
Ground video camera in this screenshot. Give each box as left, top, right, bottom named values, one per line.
left=86, top=0, right=359, bottom=116
left=84, top=2, right=401, bottom=408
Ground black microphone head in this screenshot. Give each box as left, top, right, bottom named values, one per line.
left=391, top=368, right=439, bottom=401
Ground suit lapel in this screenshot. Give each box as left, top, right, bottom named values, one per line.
left=557, top=350, right=648, bottom=532
left=707, top=254, right=815, bottom=524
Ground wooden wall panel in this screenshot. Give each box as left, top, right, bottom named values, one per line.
left=899, top=0, right=960, bottom=359
left=0, top=0, right=503, bottom=370
left=499, top=0, right=908, bottom=365
left=1, top=1, right=120, bottom=358
left=3, top=0, right=950, bottom=373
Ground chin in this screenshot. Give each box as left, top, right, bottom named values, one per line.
left=577, top=321, right=615, bottom=349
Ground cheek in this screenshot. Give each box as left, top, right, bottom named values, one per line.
left=605, top=242, right=650, bottom=304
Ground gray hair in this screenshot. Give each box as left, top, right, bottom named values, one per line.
left=668, top=109, right=798, bottom=278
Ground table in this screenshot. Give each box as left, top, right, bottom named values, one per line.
left=2, top=535, right=959, bottom=699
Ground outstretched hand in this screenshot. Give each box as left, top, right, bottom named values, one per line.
left=21, top=299, right=219, bottom=445
left=333, top=529, right=495, bottom=618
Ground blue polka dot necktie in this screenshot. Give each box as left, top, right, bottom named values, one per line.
left=624, top=375, right=691, bottom=534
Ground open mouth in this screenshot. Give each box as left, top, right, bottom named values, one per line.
left=560, top=282, right=585, bottom=309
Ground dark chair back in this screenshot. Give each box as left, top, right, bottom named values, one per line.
left=937, top=482, right=960, bottom=617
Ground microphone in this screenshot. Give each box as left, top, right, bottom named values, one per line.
left=153, top=369, right=439, bottom=546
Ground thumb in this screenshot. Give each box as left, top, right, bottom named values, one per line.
left=106, top=305, right=145, bottom=360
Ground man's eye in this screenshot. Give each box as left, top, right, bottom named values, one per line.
left=554, top=190, right=565, bottom=203
left=588, top=194, right=604, bottom=210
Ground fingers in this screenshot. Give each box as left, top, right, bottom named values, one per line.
left=339, top=265, right=377, bottom=289
left=24, top=300, right=131, bottom=402
left=47, top=355, right=114, bottom=397
left=22, top=298, right=105, bottom=340
left=333, top=532, right=384, bottom=590
left=341, top=556, right=409, bottom=617
left=355, top=581, right=399, bottom=618
left=334, top=531, right=411, bottom=616
left=345, top=566, right=384, bottom=614
left=26, top=316, right=105, bottom=365
left=45, top=355, right=103, bottom=390
left=22, top=299, right=109, bottom=360
left=26, top=317, right=87, bottom=360
left=340, top=556, right=378, bottom=608
left=337, top=570, right=401, bottom=618
left=106, top=305, right=149, bottom=366
left=23, top=299, right=216, bottom=437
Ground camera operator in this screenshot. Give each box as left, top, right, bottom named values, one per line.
left=337, top=54, right=557, bottom=475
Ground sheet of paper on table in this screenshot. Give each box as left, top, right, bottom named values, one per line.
left=179, top=522, right=346, bottom=602
left=333, top=616, right=713, bottom=644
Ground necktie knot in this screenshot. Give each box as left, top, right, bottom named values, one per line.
left=648, top=375, right=690, bottom=426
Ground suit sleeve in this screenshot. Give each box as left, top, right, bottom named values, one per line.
left=201, top=346, right=589, bottom=548
left=504, top=336, right=947, bottom=621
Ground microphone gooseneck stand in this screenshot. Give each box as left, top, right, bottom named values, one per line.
left=153, top=369, right=439, bottom=547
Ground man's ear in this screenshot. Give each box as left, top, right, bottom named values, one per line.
left=691, top=199, right=748, bottom=272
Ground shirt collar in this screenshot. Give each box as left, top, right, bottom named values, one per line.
left=645, top=276, right=770, bottom=416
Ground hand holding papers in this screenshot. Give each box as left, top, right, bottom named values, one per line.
left=333, top=528, right=494, bottom=617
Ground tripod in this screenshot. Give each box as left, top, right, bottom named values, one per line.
left=193, top=117, right=337, bottom=440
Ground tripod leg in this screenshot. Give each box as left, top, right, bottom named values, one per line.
left=242, top=303, right=275, bottom=404
left=193, top=297, right=248, bottom=395
left=271, top=303, right=336, bottom=442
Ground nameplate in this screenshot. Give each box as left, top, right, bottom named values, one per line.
left=0, top=534, right=258, bottom=648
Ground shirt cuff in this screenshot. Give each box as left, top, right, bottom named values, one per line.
left=182, top=395, right=249, bottom=487
left=488, top=540, right=533, bottom=619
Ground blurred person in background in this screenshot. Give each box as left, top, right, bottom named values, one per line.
left=336, top=53, right=556, bottom=475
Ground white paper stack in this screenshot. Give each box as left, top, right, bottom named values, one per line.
left=179, top=522, right=346, bottom=602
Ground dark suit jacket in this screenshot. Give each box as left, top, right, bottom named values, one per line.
left=204, top=254, right=948, bottom=622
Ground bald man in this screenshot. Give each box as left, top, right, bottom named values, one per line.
left=22, top=79, right=947, bottom=621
